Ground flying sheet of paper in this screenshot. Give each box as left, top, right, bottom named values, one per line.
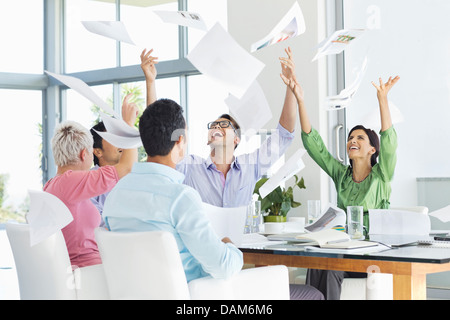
left=368, top=209, right=431, bottom=235
left=81, top=21, right=136, bottom=45
left=259, top=148, right=306, bottom=199
left=154, top=10, right=207, bottom=31
left=251, top=1, right=306, bottom=52
left=45, top=71, right=120, bottom=118
left=312, top=29, right=365, bottom=61
left=225, top=81, right=272, bottom=138
left=361, top=100, right=404, bottom=129
left=202, top=202, right=247, bottom=246
left=324, top=56, right=368, bottom=110
left=187, top=23, right=265, bottom=99
left=94, top=111, right=142, bottom=149
left=26, top=190, right=73, bottom=247
left=429, top=205, right=450, bottom=223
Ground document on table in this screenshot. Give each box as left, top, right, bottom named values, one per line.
left=187, top=23, right=265, bottom=99
left=81, top=21, right=136, bottom=45
left=324, top=56, right=367, bottom=110
left=258, top=148, right=306, bottom=199
left=224, top=81, right=272, bottom=138
left=250, top=1, right=306, bottom=52
left=154, top=10, right=207, bottom=31
left=26, top=190, right=73, bottom=247
left=368, top=209, right=431, bottom=235
left=313, top=29, right=365, bottom=61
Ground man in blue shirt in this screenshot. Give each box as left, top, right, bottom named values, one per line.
left=102, top=98, right=243, bottom=282
left=141, top=48, right=296, bottom=208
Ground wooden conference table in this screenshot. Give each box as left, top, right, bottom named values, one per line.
left=240, top=236, right=450, bottom=300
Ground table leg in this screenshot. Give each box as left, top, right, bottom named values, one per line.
left=393, top=274, right=426, bottom=300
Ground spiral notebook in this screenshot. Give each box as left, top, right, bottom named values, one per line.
left=417, top=240, right=450, bottom=248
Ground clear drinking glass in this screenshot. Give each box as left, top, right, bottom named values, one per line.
left=347, top=206, right=364, bottom=239
left=307, top=200, right=321, bottom=224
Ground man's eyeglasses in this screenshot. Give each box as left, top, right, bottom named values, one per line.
left=207, top=121, right=238, bottom=134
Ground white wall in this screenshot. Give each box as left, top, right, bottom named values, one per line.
left=228, top=0, right=329, bottom=218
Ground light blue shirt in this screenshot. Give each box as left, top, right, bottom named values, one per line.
left=176, top=123, right=294, bottom=207
left=102, top=162, right=243, bottom=282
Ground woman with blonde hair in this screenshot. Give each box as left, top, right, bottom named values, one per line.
left=44, top=95, right=138, bottom=268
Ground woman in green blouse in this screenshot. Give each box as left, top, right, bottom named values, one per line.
left=280, top=47, right=400, bottom=299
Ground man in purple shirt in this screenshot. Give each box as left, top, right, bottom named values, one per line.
left=141, top=48, right=297, bottom=208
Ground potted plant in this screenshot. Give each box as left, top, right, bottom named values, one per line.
left=253, top=175, right=306, bottom=222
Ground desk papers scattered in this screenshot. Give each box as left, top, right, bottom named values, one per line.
left=187, top=23, right=265, bottom=99
left=154, top=10, right=207, bottom=31
left=429, top=205, right=450, bottom=223
left=296, top=229, right=377, bottom=249
left=305, top=205, right=346, bottom=233
left=202, top=202, right=247, bottom=247
left=81, top=21, right=136, bottom=45
left=368, top=209, right=431, bottom=235
left=250, top=1, right=306, bottom=52
left=224, top=81, right=272, bottom=137
left=258, top=148, right=306, bottom=199
left=325, top=56, right=368, bottom=110
left=26, top=190, right=73, bottom=247
left=313, top=29, right=365, bottom=61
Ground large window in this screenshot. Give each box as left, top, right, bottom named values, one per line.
left=0, top=90, right=43, bottom=223
left=0, top=0, right=43, bottom=74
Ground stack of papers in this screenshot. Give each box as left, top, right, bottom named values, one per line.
left=296, top=229, right=377, bottom=249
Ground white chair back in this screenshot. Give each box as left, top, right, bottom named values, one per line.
left=5, top=223, right=76, bottom=300
left=95, top=228, right=190, bottom=300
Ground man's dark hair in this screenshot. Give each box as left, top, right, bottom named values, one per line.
left=90, top=121, right=106, bottom=166
left=139, top=99, right=186, bottom=157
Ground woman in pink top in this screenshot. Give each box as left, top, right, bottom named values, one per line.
left=44, top=94, right=138, bottom=268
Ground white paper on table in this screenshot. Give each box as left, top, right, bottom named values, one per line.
left=81, top=21, right=136, bottom=45
left=361, top=101, right=404, bottom=130
left=26, top=190, right=73, bottom=247
left=250, top=2, right=306, bottom=52
left=324, top=56, right=368, bottom=111
left=225, top=81, right=272, bottom=138
left=45, top=71, right=120, bottom=119
left=312, top=29, right=365, bottom=61
left=429, top=205, right=450, bottom=223
left=187, top=23, right=265, bottom=99
left=259, top=148, right=306, bottom=199
left=368, top=209, right=431, bottom=235
left=154, top=10, right=207, bottom=31
left=202, top=202, right=247, bottom=246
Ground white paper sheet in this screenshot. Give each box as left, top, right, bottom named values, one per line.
left=312, top=29, right=365, bottom=61
left=154, top=10, right=207, bottom=31
left=187, top=23, right=265, bottom=99
left=429, top=205, right=450, bottom=223
left=202, top=202, right=247, bottom=246
left=26, top=190, right=73, bottom=247
left=259, top=148, right=306, bottom=199
left=225, top=81, right=272, bottom=138
left=324, top=56, right=368, bottom=110
left=81, top=21, right=136, bottom=45
left=368, top=209, right=431, bottom=235
left=45, top=71, right=120, bottom=118
left=250, top=2, right=306, bottom=52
